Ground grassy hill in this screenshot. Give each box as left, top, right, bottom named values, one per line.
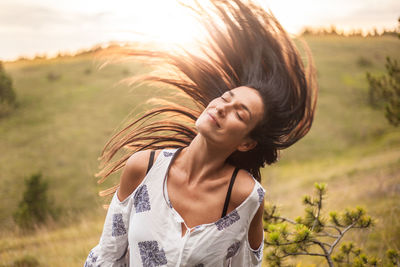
left=0, top=35, right=399, bottom=266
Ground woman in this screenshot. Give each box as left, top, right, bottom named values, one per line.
left=84, top=0, right=317, bottom=266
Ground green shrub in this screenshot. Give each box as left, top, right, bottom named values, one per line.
left=122, top=68, right=131, bottom=75
left=11, top=255, right=40, bottom=267
left=366, top=57, right=400, bottom=126
left=84, top=67, right=92, bottom=75
left=0, top=61, right=17, bottom=116
left=366, top=17, right=400, bottom=126
left=263, top=183, right=399, bottom=266
left=13, top=172, right=60, bottom=230
left=357, top=56, right=373, bottom=68
left=46, top=71, right=61, bottom=81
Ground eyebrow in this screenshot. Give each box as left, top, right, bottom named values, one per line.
left=228, top=91, right=253, bottom=120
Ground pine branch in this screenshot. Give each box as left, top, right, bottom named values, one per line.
left=311, top=184, right=324, bottom=231
left=324, top=225, right=342, bottom=235
left=281, top=252, right=326, bottom=258
left=328, top=222, right=357, bottom=255
left=271, top=215, right=298, bottom=225
left=315, top=231, right=340, bottom=239
left=263, top=183, right=376, bottom=267
left=310, top=240, right=332, bottom=249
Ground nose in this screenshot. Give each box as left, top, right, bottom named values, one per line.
left=215, top=101, right=232, bottom=117
left=216, top=104, right=223, bottom=115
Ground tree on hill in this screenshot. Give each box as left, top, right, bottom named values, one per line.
left=13, top=172, right=60, bottom=230
left=0, top=61, right=17, bottom=117
left=366, top=17, right=400, bottom=127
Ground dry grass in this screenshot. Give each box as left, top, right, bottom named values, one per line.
left=0, top=36, right=399, bottom=266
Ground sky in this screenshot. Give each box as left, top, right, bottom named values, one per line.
left=0, top=0, right=399, bottom=61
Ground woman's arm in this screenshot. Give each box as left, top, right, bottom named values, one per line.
left=84, top=150, right=157, bottom=266
left=248, top=200, right=264, bottom=250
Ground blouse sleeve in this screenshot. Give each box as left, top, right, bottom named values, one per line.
left=84, top=189, right=132, bottom=266
left=230, top=184, right=266, bottom=267
left=229, top=219, right=265, bottom=267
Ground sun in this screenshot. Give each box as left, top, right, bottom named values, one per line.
left=118, top=0, right=207, bottom=51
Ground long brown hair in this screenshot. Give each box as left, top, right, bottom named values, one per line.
left=95, top=0, right=318, bottom=197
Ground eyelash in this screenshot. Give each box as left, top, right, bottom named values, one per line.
left=220, top=95, right=244, bottom=121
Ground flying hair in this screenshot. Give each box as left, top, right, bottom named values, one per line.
left=94, top=0, right=318, bottom=197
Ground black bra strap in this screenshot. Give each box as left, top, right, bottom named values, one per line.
left=146, top=150, right=155, bottom=174
left=221, top=167, right=239, bottom=218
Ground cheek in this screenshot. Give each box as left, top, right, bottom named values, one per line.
left=225, top=117, right=249, bottom=137
left=195, top=111, right=206, bottom=125
left=195, top=111, right=212, bottom=131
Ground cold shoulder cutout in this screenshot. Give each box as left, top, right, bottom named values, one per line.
left=117, top=150, right=161, bottom=203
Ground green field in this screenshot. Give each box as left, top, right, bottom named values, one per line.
left=0, top=35, right=399, bottom=266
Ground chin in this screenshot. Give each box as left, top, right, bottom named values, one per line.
left=195, top=119, right=217, bottom=139
left=195, top=120, right=210, bottom=136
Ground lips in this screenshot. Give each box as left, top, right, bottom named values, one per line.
left=207, top=112, right=220, bottom=128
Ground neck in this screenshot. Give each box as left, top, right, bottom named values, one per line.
left=176, top=134, right=235, bottom=186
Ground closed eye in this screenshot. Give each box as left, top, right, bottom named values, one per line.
left=228, top=91, right=253, bottom=121
left=220, top=92, right=232, bottom=102
left=236, top=112, right=243, bottom=121
left=220, top=91, right=245, bottom=122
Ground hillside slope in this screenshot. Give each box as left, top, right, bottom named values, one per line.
left=0, top=36, right=399, bottom=266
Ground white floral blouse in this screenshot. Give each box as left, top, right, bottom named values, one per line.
left=84, top=148, right=266, bottom=267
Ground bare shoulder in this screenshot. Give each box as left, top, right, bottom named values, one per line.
left=230, top=169, right=256, bottom=207
left=117, top=149, right=161, bottom=202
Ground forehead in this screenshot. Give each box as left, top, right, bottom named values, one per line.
left=230, top=86, right=264, bottom=121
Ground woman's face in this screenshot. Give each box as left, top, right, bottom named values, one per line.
left=195, top=86, right=264, bottom=152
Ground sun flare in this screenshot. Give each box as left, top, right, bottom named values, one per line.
left=119, top=0, right=208, bottom=51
